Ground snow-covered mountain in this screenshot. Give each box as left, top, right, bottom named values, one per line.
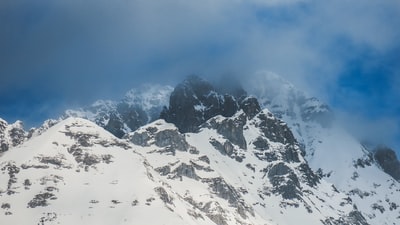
left=0, top=117, right=61, bottom=154
left=1, top=117, right=229, bottom=224
left=65, top=84, right=173, bottom=138
left=1, top=75, right=399, bottom=224
left=0, top=110, right=363, bottom=224
left=246, top=72, right=400, bottom=224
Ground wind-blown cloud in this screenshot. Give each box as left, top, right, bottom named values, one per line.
left=1, top=0, right=398, bottom=89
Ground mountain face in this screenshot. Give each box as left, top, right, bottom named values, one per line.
left=1, top=75, right=399, bottom=224
left=246, top=72, right=400, bottom=224
left=1, top=118, right=228, bottom=225
left=126, top=110, right=368, bottom=225
left=0, top=117, right=61, bottom=154
left=373, top=146, right=400, bottom=181
left=245, top=72, right=334, bottom=154
left=160, top=75, right=253, bottom=133
left=65, top=84, right=173, bottom=138
left=0, top=112, right=364, bottom=224
left=0, top=119, right=27, bottom=153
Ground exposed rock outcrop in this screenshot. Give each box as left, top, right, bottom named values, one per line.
left=65, top=85, right=173, bottom=138
left=374, top=146, right=400, bottom=181
left=0, top=118, right=27, bottom=153
left=160, top=75, right=261, bottom=133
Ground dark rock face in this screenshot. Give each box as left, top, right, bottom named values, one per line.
left=374, top=146, right=400, bottom=181
left=154, top=187, right=173, bottom=205
left=266, top=163, right=302, bottom=200
left=104, top=113, right=126, bottom=138
left=155, top=165, right=171, bottom=176
left=253, top=137, right=269, bottom=150
left=154, top=129, right=189, bottom=152
left=103, top=103, right=151, bottom=138
left=155, top=160, right=214, bottom=180
left=173, top=163, right=199, bottom=180
left=322, top=210, right=369, bottom=225
left=347, top=211, right=369, bottom=225
left=27, top=192, right=56, bottom=208
left=353, top=153, right=374, bottom=169
left=1, top=162, right=20, bottom=195
left=198, top=155, right=210, bottom=164
left=207, top=114, right=247, bottom=150
left=205, top=177, right=240, bottom=204
left=240, top=96, right=261, bottom=119
left=9, top=126, right=25, bottom=146
left=203, top=177, right=254, bottom=220
left=298, top=163, right=320, bottom=187
left=128, top=127, right=157, bottom=147
left=249, top=110, right=323, bottom=204
left=116, top=103, right=148, bottom=133
left=0, top=142, right=8, bottom=152
left=0, top=120, right=11, bottom=152
left=209, top=138, right=244, bottom=162
left=160, top=75, right=237, bottom=133
left=160, top=75, right=261, bottom=133
left=210, top=139, right=229, bottom=155
left=0, top=119, right=27, bottom=153
left=257, top=113, right=296, bottom=146
left=0, top=119, right=7, bottom=132
left=268, top=163, right=292, bottom=177
left=256, top=112, right=300, bottom=163
left=128, top=124, right=193, bottom=155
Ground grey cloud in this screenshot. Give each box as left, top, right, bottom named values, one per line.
left=337, top=112, right=400, bottom=149
left=2, top=0, right=399, bottom=89
left=1, top=0, right=399, bottom=151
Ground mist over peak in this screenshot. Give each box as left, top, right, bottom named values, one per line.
left=0, top=0, right=399, bottom=153
left=1, top=74, right=400, bottom=224
left=212, top=74, right=248, bottom=99
left=1, top=1, right=400, bottom=223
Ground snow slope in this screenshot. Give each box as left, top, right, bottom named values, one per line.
left=246, top=72, right=400, bottom=224
left=0, top=113, right=364, bottom=225
left=1, top=74, right=399, bottom=224
left=127, top=108, right=368, bottom=224
left=0, top=118, right=229, bottom=225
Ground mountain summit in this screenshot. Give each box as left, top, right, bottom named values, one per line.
left=65, top=84, right=173, bottom=138
left=160, top=75, right=260, bottom=133
left=1, top=74, right=399, bottom=224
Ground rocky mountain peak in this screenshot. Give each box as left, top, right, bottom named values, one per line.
left=2, top=75, right=399, bottom=224
left=247, top=72, right=334, bottom=127
left=160, top=75, right=261, bottom=133
left=374, top=146, right=400, bottom=181
left=0, top=118, right=7, bottom=131
left=65, top=84, right=173, bottom=138
left=120, top=112, right=367, bottom=224
left=178, top=75, right=215, bottom=97
left=239, top=96, right=261, bottom=119
left=0, top=118, right=27, bottom=153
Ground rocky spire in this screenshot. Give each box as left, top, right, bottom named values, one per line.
left=160, top=75, right=261, bottom=133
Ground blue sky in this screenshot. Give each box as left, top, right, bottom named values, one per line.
left=1, top=0, right=399, bottom=152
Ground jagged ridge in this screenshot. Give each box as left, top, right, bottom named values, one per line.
left=1, top=74, right=399, bottom=224
left=65, top=84, right=173, bottom=138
